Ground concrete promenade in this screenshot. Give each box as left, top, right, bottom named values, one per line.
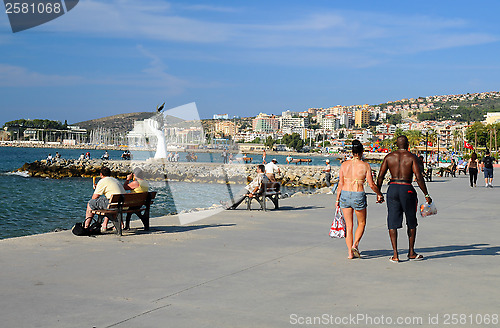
left=1, top=171, right=499, bottom=327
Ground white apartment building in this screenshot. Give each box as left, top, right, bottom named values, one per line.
left=376, top=124, right=397, bottom=134
left=280, top=115, right=309, bottom=129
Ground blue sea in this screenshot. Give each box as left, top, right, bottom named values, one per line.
left=0, top=147, right=338, bottom=240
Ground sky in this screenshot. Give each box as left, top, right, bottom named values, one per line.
left=1, top=0, right=500, bottom=125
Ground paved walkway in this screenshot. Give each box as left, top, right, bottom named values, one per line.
left=1, top=171, right=499, bottom=327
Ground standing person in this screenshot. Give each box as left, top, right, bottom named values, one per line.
left=481, top=150, right=494, bottom=188
left=173, top=152, right=180, bottom=162
left=336, top=140, right=384, bottom=259
left=221, top=149, right=228, bottom=164
left=286, top=154, right=293, bottom=164
left=265, top=159, right=281, bottom=182
left=376, top=135, right=432, bottom=263
left=84, top=167, right=125, bottom=232
left=468, top=152, right=479, bottom=188
left=323, top=159, right=332, bottom=187
left=262, top=149, right=267, bottom=164
left=46, top=153, right=53, bottom=164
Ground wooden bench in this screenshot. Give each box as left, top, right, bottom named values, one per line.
left=246, top=182, right=280, bottom=211
left=90, top=191, right=156, bottom=236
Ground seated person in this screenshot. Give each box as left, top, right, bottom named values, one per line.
left=123, top=167, right=149, bottom=230
left=84, top=167, right=125, bottom=232
left=123, top=167, right=149, bottom=193
left=226, top=164, right=269, bottom=209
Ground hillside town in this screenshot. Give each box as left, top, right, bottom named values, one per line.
left=2, top=91, right=500, bottom=156
left=209, top=91, right=500, bottom=153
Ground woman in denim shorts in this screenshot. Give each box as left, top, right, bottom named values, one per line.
left=335, top=140, right=385, bottom=259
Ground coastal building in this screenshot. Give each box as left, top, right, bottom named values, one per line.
left=321, top=115, right=339, bottom=131
left=214, top=120, right=238, bottom=136
left=354, top=110, right=370, bottom=128
left=376, top=124, right=397, bottom=134
left=252, top=113, right=279, bottom=133
left=280, top=111, right=309, bottom=130
left=339, top=113, right=353, bottom=128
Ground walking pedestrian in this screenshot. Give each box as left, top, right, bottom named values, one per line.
left=336, top=140, right=384, bottom=259
left=376, top=135, right=432, bottom=263
left=468, top=152, right=479, bottom=187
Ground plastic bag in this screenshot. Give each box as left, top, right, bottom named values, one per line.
left=329, top=206, right=346, bottom=238
left=420, top=202, right=437, bottom=217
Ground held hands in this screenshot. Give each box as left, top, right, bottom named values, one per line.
left=425, top=196, right=432, bottom=204
left=376, top=194, right=385, bottom=203
left=127, top=173, right=134, bottom=181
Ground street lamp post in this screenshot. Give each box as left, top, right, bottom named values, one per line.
left=437, top=133, right=440, bottom=164
left=424, top=130, right=429, bottom=166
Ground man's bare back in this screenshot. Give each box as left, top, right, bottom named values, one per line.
left=376, top=136, right=431, bottom=203
left=382, top=150, right=419, bottom=181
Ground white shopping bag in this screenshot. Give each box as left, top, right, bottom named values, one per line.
left=329, top=206, right=346, bottom=238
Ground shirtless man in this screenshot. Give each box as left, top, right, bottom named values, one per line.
left=377, top=135, right=432, bottom=263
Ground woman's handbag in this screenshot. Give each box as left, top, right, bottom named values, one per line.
left=329, top=206, right=346, bottom=238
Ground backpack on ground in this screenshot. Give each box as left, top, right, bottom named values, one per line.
left=72, top=219, right=101, bottom=236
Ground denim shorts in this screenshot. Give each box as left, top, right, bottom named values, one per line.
left=484, top=167, right=494, bottom=179
left=339, top=190, right=367, bottom=210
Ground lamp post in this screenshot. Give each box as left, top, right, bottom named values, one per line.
left=424, top=130, right=428, bottom=166
left=437, top=133, right=440, bottom=164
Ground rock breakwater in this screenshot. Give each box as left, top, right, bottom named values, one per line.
left=16, top=159, right=346, bottom=188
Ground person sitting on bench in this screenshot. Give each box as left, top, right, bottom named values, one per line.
left=226, top=164, right=269, bottom=209
left=122, top=168, right=149, bottom=230
left=123, top=168, right=149, bottom=193
left=84, top=167, right=125, bottom=231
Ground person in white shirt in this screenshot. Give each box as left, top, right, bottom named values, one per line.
left=265, top=159, right=281, bottom=182
left=323, top=159, right=332, bottom=187
left=226, top=165, right=269, bottom=209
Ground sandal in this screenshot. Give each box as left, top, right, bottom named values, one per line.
left=408, top=254, right=424, bottom=261
left=389, top=257, right=400, bottom=263
left=352, top=247, right=360, bottom=258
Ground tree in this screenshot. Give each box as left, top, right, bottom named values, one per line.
left=265, top=136, right=276, bottom=149
left=466, top=122, right=488, bottom=147
left=387, top=114, right=402, bottom=125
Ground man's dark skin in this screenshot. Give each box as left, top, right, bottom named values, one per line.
left=377, top=136, right=432, bottom=262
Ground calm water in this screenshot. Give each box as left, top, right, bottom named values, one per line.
left=0, top=147, right=338, bottom=240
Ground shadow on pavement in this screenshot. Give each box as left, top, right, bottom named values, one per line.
left=360, top=243, right=500, bottom=260
left=276, top=205, right=325, bottom=211
left=129, top=223, right=236, bottom=234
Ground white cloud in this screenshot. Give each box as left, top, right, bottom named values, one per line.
left=36, top=2, right=498, bottom=67
left=0, top=64, right=84, bottom=86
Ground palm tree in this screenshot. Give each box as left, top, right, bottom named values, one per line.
left=406, top=130, right=422, bottom=150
